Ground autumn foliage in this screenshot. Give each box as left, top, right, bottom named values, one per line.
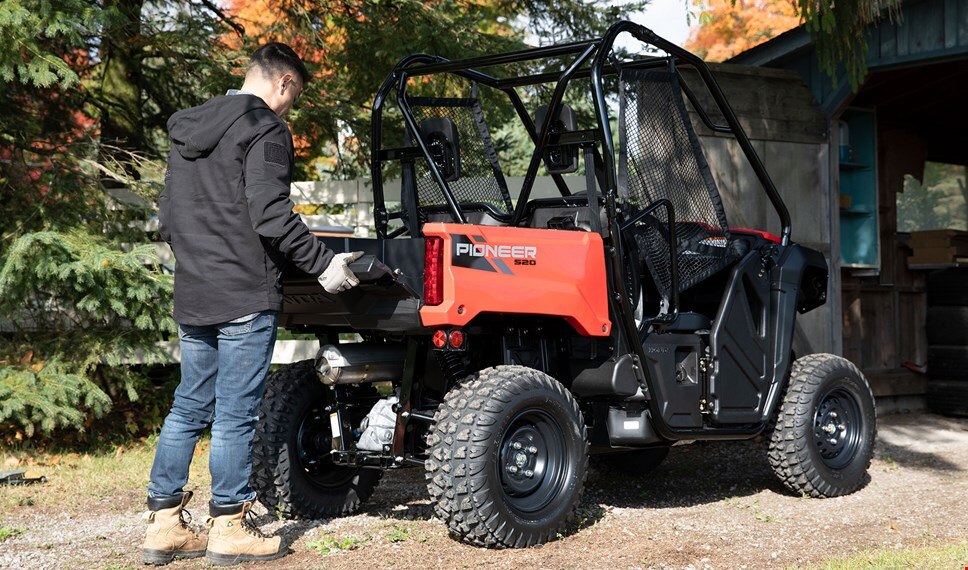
left=685, top=0, right=801, bottom=62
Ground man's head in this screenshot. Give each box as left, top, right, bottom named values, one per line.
left=241, top=42, right=310, bottom=118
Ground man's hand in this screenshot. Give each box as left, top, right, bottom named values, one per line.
left=318, top=251, right=364, bottom=293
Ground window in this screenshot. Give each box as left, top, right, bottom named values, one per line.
left=897, top=162, right=968, bottom=232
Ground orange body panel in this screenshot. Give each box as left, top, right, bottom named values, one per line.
left=419, top=223, right=611, bottom=336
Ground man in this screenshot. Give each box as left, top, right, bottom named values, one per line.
left=144, top=43, right=360, bottom=566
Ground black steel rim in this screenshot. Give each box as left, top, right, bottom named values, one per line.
left=813, top=386, right=863, bottom=469
left=295, top=402, right=358, bottom=488
left=498, top=408, right=570, bottom=515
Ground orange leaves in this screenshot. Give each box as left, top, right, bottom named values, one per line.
left=685, top=0, right=801, bottom=61
left=18, top=351, right=46, bottom=373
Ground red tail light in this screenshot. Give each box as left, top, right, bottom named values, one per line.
left=432, top=329, right=448, bottom=348
left=424, top=236, right=444, bottom=306
left=448, top=330, right=465, bottom=348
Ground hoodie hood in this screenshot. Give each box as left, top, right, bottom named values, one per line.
left=168, top=94, right=271, bottom=159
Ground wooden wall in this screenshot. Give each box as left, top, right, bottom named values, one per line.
left=840, top=119, right=929, bottom=396
left=684, top=64, right=836, bottom=355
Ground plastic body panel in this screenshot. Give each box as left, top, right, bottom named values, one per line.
left=570, top=354, right=638, bottom=397
left=707, top=252, right=772, bottom=424
left=707, top=243, right=827, bottom=425
left=419, top=223, right=611, bottom=336
left=279, top=236, right=425, bottom=331
left=606, top=406, right=664, bottom=446
left=642, top=333, right=704, bottom=428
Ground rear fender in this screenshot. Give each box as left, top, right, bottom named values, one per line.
left=420, top=223, right=611, bottom=336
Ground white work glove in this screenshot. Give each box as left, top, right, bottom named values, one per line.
left=318, top=251, right=364, bottom=293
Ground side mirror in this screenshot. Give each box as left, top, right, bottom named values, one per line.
left=419, top=118, right=461, bottom=182
left=535, top=104, right=579, bottom=174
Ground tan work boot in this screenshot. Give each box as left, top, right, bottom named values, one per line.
left=142, top=491, right=207, bottom=565
left=204, top=500, right=285, bottom=566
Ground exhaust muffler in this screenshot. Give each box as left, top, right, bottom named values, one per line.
left=314, top=343, right=405, bottom=385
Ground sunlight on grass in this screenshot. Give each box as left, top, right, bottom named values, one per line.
left=805, top=542, right=968, bottom=570
left=0, top=438, right=211, bottom=516
left=0, top=526, right=25, bottom=541
left=306, top=532, right=366, bottom=555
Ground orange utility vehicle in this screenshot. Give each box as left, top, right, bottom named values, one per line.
left=251, top=21, right=876, bottom=548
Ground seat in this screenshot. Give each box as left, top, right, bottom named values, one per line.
left=618, top=68, right=743, bottom=297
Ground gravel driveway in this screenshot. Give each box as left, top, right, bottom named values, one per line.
left=1, top=411, right=966, bottom=569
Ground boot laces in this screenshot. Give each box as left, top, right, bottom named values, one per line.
left=241, top=507, right=267, bottom=539
left=179, top=508, right=194, bottom=529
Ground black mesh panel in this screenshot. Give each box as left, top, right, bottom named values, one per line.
left=619, top=69, right=733, bottom=296
left=407, top=97, right=512, bottom=213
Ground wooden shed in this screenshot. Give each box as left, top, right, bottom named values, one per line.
left=727, top=0, right=968, bottom=407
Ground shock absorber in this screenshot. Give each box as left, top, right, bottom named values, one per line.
left=436, top=351, right=467, bottom=386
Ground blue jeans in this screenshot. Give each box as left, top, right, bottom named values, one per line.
left=148, top=310, right=278, bottom=505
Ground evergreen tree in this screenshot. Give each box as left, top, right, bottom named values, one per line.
left=0, top=0, right=649, bottom=440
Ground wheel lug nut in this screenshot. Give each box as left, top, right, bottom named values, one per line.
left=528, top=446, right=538, bottom=454
left=828, top=438, right=838, bottom=445
left=507, top=465, right=518, bottom=473
left=524, top=469, right=534, bottom=478
left=512, top=442, right=522, bottom=450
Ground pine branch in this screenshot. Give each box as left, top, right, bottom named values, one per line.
left=197, top=0, right=245, bottom=38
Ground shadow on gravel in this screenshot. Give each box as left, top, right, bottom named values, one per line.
left=249, top=512, right=329, bottom=551
left=584, top=440, right=788, bottom=510
left=874, top=441, right=962, bottom=472
left=249, top=415, right=966, bottom=551
left=361, top=469, right=437, bottom=521
left=874, top=414, right=967, bottom=472
left=352, top=440, right=787, bottom=520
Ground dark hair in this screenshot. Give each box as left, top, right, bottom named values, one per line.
left=248, top=42, right=311, bottom=85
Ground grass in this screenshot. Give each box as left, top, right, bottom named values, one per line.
left=384, top=522, right=429, bottom=544
left=805, top=542, right=968, bottom=569
left=723, top=496, right=777, bottom=523
left=0, top=526, right=25, bottom=541
left=880, top=454, right=900, bottom=472
left=0, top=437, right=211, bottom=515
left=306, top=532, right=366, bottom=555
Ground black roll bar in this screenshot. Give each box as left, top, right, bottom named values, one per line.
left=590, top=20, right=792, bottom=245
left=395, top=74, right=467, bottom=224
left=402, top=39, right=598, bottom=77
left=371, top=22, right=792, bottom=244
left=371, top=54, right=444, bottom=238
left=620, top=198, right=680, bottom=322
left=509, top=43, right=599, bottom=226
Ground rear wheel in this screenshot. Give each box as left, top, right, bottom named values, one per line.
left=426, top=366, right=588, bottom=548
left=768, top=354, right=876, bottom=498
left=250, top=360, right=382, bottom=518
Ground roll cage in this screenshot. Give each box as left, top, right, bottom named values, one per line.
left=370, top=20, right=791, bottom=243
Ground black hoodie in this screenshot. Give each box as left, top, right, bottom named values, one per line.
left=158, top=94, right=334, bottom=325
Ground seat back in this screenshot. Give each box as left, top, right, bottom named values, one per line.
left=403, top=97, right=512, bottom=220
left=619, top=69, right=733, bottom=295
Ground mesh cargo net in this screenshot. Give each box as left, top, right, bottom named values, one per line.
left=406, top=97, right=512, bottom=214
left=619, top=69, right=733, bottom=296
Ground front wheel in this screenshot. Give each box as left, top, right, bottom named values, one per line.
left=768, top=354, right=876, bottom=498
left=426, top=366, right=589, bottom=548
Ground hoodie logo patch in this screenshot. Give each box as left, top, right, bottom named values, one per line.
left=264, top=142, right=288, bottom=167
